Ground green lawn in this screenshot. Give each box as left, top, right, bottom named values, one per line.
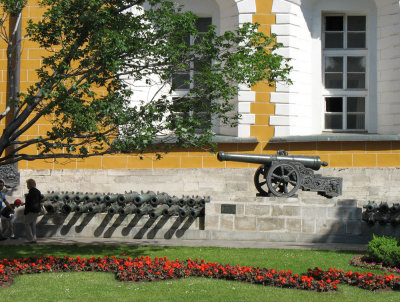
left=1, top=244, right=399, bottom=301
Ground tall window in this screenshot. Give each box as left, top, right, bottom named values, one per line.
left=171, top=17, right=213, bottom=132
left=172, top=17, right=212, bottom=91
left=323, top=15, right=367, bottom=131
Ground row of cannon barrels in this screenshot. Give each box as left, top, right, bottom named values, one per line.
left=362, top=202, right=400, bottom=225
left=40, top=191, right=209, bottom=219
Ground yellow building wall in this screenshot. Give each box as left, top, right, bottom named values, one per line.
left=3, top=0, right=398, bottom=170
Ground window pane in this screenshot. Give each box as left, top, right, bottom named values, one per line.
left=348, top=33, right=366, bottom=48
left=347, top=114, right=365, bottom=129
left=347, top=73, right=365, bottom=89
left=325, top=16, right=343, bottom=31
left=172, top=73, right=190, bottom=90
left=347, top=97, right=365, bottom=112
left=348, top=57, right=366, bottom=72
left=348, top=16, right=366, bottom=31
left=325, top=114, right=343, bottom=129
left=326, top=97, right=343, bottom=112
left=325, top=74, right=343, bottom=88
left=325, top=33, right=343, bottom=48
left=325, top=57, right=343, bottom=72
left=196, top=18, right=212, bottom=33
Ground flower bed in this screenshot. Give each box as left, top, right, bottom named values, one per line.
left=0, top=255, right=400, bottom=292
left=350, top=254, right=400, bottom=274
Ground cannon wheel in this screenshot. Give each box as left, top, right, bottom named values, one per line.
left=254, top=165, right=269, bottom=196
left=266, top=162, right=301, bottom=197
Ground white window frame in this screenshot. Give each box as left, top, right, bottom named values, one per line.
left=322, top=13, right=368, bottom=132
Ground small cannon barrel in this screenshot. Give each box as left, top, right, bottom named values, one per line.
left=62, top=202, right=79, bottom=214
left=119, top=204, right=138, bottom=215
left=108, top=203, right=121, bottom=215
left=123, top=191, right=140, bottom=203
left=117, top=194, right=129, bottom=204
left=390, top=203, right=400, bottom=213
left=178, top=206, right=191, bottom=218
left=164, top=205, right=181, bottom=216
left=136, top=204, right=154, bottom=215
left=134, top=191, right=156, bottom=206
left=151, top=193, right=171, bottom=206
left=149, top=204, right=169, bottom=219
left=43, top=201, right=64, bottom=214
left=378, top=202, right=389, bottom=212
left=73, top=193, right=86, bottom=202
left=363, top=202, right=378, bottom=212
left=104, top=193, right=119, bottom=204
left=88, top=203, right=107, bottom=213
left=76, top=202, right=94, bottom=213
left=187, top=196, right=206, bottom=207
left=189, top=206, right=204, bottom=218
left=217, top=151, right=328, bottom=171
left=167, top=196, right=181, bottom=206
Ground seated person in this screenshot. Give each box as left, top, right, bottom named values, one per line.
left=1, top=199, right=24, bottom=240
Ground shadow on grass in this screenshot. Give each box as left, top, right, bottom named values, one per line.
left=0, top=244, right=165, bottom=260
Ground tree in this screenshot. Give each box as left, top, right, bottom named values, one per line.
left=0, top=0, right=291, bottom=166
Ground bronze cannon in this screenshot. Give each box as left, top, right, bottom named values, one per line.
left=217, top=150, right=342, bottom=198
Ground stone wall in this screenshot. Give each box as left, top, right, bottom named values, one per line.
left=7, top=167, right=400, bottom=243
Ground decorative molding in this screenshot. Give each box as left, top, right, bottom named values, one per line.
left=0, top=164, right=20, bottom=188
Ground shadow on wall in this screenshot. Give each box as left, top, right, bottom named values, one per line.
left=310, top=199, right=400, bottom=245
left=13, top=212, right=202, bottom=240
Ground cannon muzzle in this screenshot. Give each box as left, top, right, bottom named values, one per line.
left=119, top=204, right=138, bottom=215
left=189, top=207, right=204, bottom=218
left=364, top=202, right=378, bottom=212
left=134, top=191, right=156, bottom=206
left=149, top=204, right=169, bottom=219
left=164, top=205, right=181, bottom=216
left=76, top=202, right=94, bottom=213
left=62, top=202, right=79, bottom=214
left=136, top=204, right=154, bottom=216
left=217, top=151, right=327, bottom=171
left=108, top=203, right=121, bottom=215
left=178, top=206, right=191, bottom=218
left=44, top=201, right=66, bottom=213
left=88, top=203, right=107, bottom=213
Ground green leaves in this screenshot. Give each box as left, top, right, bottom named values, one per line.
left=0, top=0, right=26, bottom=16
left=0, top=0, right=292, bottom=164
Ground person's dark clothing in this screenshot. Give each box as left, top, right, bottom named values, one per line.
left=1, top=204, right=15, bottom=218
left=24, top=187, right=42, bottom=215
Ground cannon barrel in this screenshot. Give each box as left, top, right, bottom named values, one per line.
left=151, top=193, right=171, bottom=206
left=167, top=196, right=181, bottom=206
left=189, top=206, right=204, bottom=218
left=164, top=205, right=182, bottom=216
left=187, top=196, right=206, bottom=207
left=134, top=191, right=156, bottom=206
left=119, top=204, right=138, bottom=215
left=390, top=203, right=400, bottom=213
left=76, top=202, right=94, bottom=213
left=149, top=204, right=169, bottom=219
left=62, top=202, right=79, bottom=214
left=136, top=204, right=154, bottom=215
left=123, top=192, right=140, bottom=203
left=88, top=203, right=107, bottom=213
left=178, top=206, right=191, bottom=218
left=108, top=203, right=121, bottom=215
left=378, top=202, right=390, bottom=212
left=217, top=151, right=328, bottom=171
left=104, top=193, right=119, bottom=204
left=43, top=201, right=64, bottom=213
left=73, top=193, right=87, bottom=202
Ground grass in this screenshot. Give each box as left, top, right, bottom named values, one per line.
left=1, top=244, right=400, bottom=301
